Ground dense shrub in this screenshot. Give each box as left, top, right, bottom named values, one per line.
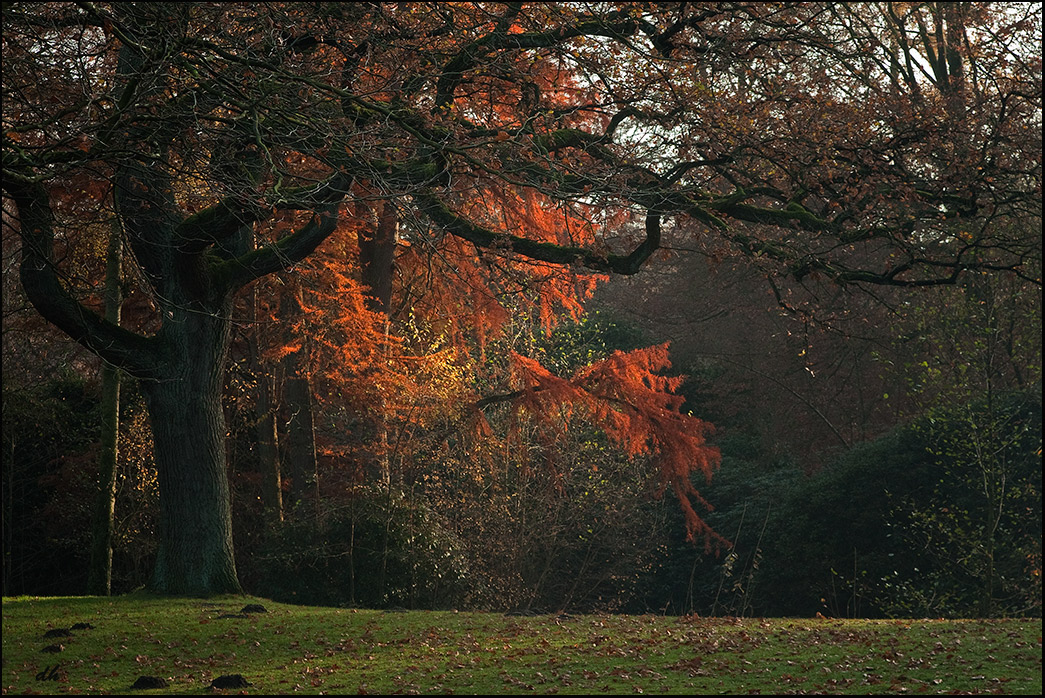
left=2, top=375, right=159, bottom=596
left=756, top=390, right=1041, bottom=618
left=2, top=374, right=98, bottom=595
left=247, top=487, right=468, bottom=609
left=635, top=390, right=1041, bottom=619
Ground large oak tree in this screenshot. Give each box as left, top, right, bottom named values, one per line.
left=3, top=2, right=1039, bottom=594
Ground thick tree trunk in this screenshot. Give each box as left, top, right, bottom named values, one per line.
left=359, top=200, right=397, bottom=315
left=359, top=201, right=397, bottom=484
left=140, top=307, right=241, bottom=595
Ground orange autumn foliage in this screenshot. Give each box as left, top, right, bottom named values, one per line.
left=504, top=345, right=726, bottom=549
left=8, top=1, right=1037, bottom=600
left=256, top=199, right=728, bottom=548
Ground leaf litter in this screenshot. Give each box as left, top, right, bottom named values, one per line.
left=2, top=596, right=1040, bottom=694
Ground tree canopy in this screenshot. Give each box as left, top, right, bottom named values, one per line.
left=3, top=2, right=1041, bottom=595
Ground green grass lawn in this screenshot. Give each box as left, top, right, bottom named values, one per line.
left=2, top=594, right=1041, bottom=694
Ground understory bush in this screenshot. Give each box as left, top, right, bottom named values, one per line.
left=248, top=486, right=469, bottom=609
left=683, top=389, right=1042, bottom=618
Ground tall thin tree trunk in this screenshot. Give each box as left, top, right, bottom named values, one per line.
left=256, top=370, right=283, bottom=523
left=280, top=281, right=318, bottom=517
left=87, top=218, right=123, bottom=595
left=249, top=279, right=282, bottom=524
left=283, top=371, right=318, bottom=514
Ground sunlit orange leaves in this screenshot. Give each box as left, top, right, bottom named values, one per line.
left=507, top=344, right=724, bottom=549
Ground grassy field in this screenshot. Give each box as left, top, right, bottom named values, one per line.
left=2, top=594, right=1041, bottom=694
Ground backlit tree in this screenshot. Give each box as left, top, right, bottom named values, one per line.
left=4, top=2, right=1039, bottom=594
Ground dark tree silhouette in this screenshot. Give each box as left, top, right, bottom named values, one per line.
left=4, top=2, right=1039, bottom=593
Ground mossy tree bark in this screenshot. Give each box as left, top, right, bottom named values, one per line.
left=140, top=298, right=240, bottom=594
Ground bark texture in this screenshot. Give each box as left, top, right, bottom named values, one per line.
left=141, top=302, right=241, bottom=594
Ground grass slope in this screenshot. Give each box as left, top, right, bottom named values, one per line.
left=2, top=594, right=1041, bottom=694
